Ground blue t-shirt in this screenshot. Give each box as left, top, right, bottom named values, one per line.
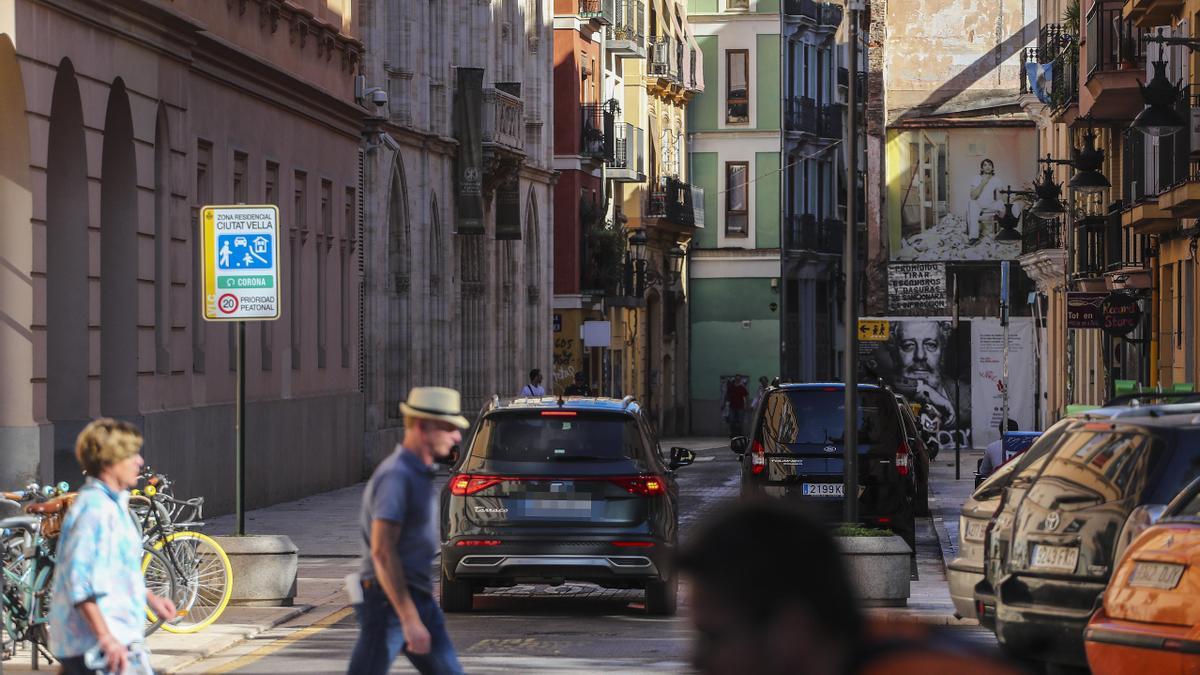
left=359, top=446, right=439, bottom=595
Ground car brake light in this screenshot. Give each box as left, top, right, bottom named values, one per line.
left=613, top=541, right=655, bottom=548
left=751, top=440, right=766, bottom=475
left=541, top=411, right=577, bottom=417
left=896, top=441, right=911, bottom=477
left=450, top=475, right=507, bottom=495
left=455, top=539, right=502, bottom=547
left=610, top=475, right=667, bottom=496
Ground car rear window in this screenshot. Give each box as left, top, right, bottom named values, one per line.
left=762, top=389, right=901, bottom=446
left=1036, top=430, right=1165, bottom=503
left=464, top=411, right=647, bottom=470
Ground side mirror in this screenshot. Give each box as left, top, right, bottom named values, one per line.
left=669, top=447, right=695, bottom=469
left=730, top=436, right=748, bottom=455
left=1114, top=503, right=1167, bottom=564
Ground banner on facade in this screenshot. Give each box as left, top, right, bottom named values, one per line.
left=1066, top=291, right=1106, bottom=329
left=887, top=263, right=947, bottom=312
left=495, top=173, right=521, bottom=240
left=969, top=319, right=1036, bottom=449
left=859, top=318, right=972, bottom=454
left=454, top=67, right=485, bottom=235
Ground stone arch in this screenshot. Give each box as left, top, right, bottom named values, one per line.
left=385, top=156, right=410, bottom=420
left=523, top=188, right=540, bottom=373
left=154, top=104, right=171, bottom=375
left=100, top=78, right=139, bottom=418
left=46, top=57, right=90, bottom=475
left=0, top=34, right=37, bottom=484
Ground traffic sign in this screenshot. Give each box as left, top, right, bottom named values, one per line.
left=857, top=319, right=890, bottom=342
left=201, top=205, right=281, bottom=321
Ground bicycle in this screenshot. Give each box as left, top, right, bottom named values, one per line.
left=132, top=469, right=233, bottom=635
left=1, top=482, right=72, bottom=667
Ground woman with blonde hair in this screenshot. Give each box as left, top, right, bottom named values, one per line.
left=49, top=418, right=176, bottom=674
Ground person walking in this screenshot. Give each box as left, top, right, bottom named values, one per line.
left=348, top=387, right=470, bottom=675
left=725, top=376, right=749, bottom=437
left=49, top=418, right=177, bottom=675
left=520, top=369, right=546, bottom=397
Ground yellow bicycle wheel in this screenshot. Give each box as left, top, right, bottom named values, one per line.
left=144, top=531, right=233, bottom=634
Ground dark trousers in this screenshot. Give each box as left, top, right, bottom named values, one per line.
left=347, top=582, right=464, bottom=675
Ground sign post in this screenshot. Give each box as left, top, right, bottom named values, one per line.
left=1000, top=261, right=1010, bottom=441
left=200, top=205, right=282, bottom=536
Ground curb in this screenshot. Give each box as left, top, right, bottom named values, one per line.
left=925, top=484, right=980, bottom=628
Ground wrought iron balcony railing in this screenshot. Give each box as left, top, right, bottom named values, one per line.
left=581, top=102, right=616, bottom=162
left=579, top=0, right=615, bottom=25
left=784, top=0, right=818, bottom=21
left=1086, top=2, right=1144, bottom=78
left=609, top=0, right=646, bottom=46
left=609, top=122, right=645, bottom=175
left=784, top=215, right=844, bottom=255
left=1021, top=216, right=1064, bottom=255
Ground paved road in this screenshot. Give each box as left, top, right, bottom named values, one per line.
left=187, top=442, right=739, bottom=673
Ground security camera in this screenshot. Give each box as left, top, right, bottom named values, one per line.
left=370, top=88, right=388, bottom=108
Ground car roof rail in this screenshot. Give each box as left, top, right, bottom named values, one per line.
left=620, top=395, right=635, bottom=409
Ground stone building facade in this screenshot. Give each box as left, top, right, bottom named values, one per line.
left=0, top=0, right=366, bottom=511
left=357, top=0, right=556, bottom=464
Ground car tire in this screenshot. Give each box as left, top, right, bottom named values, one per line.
left=439, top=569, right=474, bottom=613
left=645, top=574, right=678, bottom=616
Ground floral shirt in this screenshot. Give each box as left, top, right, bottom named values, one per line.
left=49, top=478, right=146, bottom=658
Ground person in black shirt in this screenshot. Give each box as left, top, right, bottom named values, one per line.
left=564, top=371, right=592, bottom=396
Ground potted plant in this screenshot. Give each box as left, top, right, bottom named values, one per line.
left=835, top=525, right=911, bottom=607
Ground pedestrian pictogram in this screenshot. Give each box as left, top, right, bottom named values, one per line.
left=200, top=205, right=281, bottom=321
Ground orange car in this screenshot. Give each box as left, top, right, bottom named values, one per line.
left=1085, top=478, right=1200, bottom=675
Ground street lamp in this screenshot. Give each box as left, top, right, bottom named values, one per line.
left=667, top=244, right=686, bottom=285
left=629, top=228, right=648, bottom=296
left=1068, top=127, right=1111, bottom=195
left=1133, top=58, right=1186, bottom=137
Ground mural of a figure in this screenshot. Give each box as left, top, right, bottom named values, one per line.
left=965, top=158, right=1003, bottom=242
left=862, top=319, right=972, bottom=453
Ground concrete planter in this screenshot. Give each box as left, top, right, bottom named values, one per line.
left=837, top=535, right=911, bottom=607
left=212, top=534, right=299, bottom=607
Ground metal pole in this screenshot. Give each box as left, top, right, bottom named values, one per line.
left=843, top=5, right=860, bottom=525
left=1001, top=260, right=1011, bottom=439
left=953, top=273, right=960, bottom=480
left=236, top=320, right=246, bottom=536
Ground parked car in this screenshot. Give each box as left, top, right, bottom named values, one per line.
left=439, top=396, right=694, bottom=614
left=1084, top=474, right=1200, bottom=674
left=992, top=415, right=1200, bottom=667
left=895, top=394, right=932, bottom=516
left=731, top=382, right=917, bottom=551
left=947, top=421, right=1063, bottom=620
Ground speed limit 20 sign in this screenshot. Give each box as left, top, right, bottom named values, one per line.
left=200, top=205, right=282, bottom=321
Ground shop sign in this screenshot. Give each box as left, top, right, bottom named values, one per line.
left=1066, top=292, right=1106, bottom=329
left=1101, top=293, right=1142, bottom=338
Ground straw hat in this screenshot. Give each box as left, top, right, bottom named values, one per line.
left=399, top=387, right=470, bottom=429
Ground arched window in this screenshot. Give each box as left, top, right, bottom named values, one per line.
left=385, top=157, right=410, bottom=420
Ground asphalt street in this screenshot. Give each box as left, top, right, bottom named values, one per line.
left=186, top=442, right=739, bottom=673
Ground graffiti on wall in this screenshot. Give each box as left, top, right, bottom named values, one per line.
left=553, top=337, right=577, bottom=394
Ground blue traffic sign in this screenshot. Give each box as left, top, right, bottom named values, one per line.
left=217, top=234, right=274, bottom=270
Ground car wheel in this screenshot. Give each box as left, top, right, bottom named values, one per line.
left=645, top=574, right=678, bottom=616
left=439, top=568, right=474, bottom=612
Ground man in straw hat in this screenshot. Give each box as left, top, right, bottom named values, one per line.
left=348, top=387, right=469, bottom=675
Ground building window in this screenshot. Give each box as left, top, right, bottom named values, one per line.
left=317, top=179, right=332, bottom=368
left=727, top=0, right=749, bottom=9
left=726, top=162, right=749, bottom=236
left=262, top=161, right=279, bottom=371
left=342, top=186, right=356, bottom=369
left=291, top=170, right=307, bottom=370
left=726, top=50, right=749, bottom=124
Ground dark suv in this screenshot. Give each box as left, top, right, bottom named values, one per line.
left=732, top=383, right=917, bottom=550
left=993, top=416, right=1200, bottom=666
left=439, top=396, right=693, bottom=615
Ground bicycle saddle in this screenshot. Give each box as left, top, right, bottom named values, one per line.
left=25, top=495, right=72, bottom=515
left=0, top=515, right=40, bottom=531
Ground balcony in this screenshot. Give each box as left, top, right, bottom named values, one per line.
left=581, top=102, right=616, bottom=163
left=1161, top=160, right=1200, bottom=217
left=1075, top=213, right=1123, bottom=279
left=579, top=0, right=615, bottom=25
left=1122, top=0, right=1181, bottom=28
left=607, top=0, right=646, bottom=58
left=784, top=214, right=843, bottom=255
left=1157, top=91, right=1199, bottom=217
left=482, top=84, right=525, bottom=188
left=1028, top=24, right=1077, bottom=115
left=1121, top=128, right=1178, bottom=234
left=818, top=2, right=843, bottom=28
left=785, top=97, right=843, bottom=139
left=1082, top=2, right=1146, bottom=119
left=646, top=177, right=698, bottom=228
left=607, top=122, right=645, bottom=182
left=1021, top=216, right=1064, bottom=256
left=650, top=37, right=681, bottom=84
left=784, top=0, right=818, bottom=22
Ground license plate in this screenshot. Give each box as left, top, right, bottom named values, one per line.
left=526, top=499, right=592, bottom=518
left=1030, top=544, right=1079, bottom=572
left=802, top=483, right=844, bottom=497
left=1129, top=562, right=1185, bottom=589
left=963, top=519, right=988, bottom=543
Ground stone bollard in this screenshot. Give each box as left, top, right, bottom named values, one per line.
left=212, top=534, right=299, bottom=607
left=837, top=534, right=912, bottom=607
